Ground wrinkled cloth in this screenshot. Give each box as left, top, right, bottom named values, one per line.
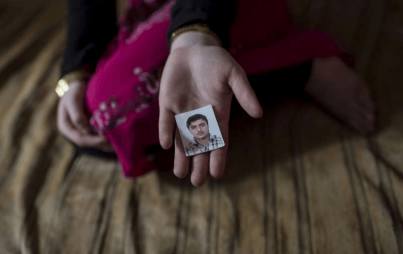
left=61, top=0, right=237, bottom=76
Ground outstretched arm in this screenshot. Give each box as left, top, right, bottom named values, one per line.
left=159, top=30, right=263, bottom=186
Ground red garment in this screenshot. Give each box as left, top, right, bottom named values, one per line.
left=86, top=0, right=351, bottom=178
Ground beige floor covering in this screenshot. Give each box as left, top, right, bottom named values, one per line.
left=0, top=0, right=402, bottom=253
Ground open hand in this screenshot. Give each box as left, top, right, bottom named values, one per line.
left=159, top=41, right=263, bottom=186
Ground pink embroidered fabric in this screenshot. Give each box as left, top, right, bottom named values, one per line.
left=85, top=0, right=351, bottom=178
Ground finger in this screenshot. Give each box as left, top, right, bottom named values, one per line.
left=159, top=108, right=175, bottom=149
left=228, top=65, right=263, bottom=118
left=67, top=101, right=91, bottom=134
left=209, top=140, right=228, bottom=180
left=78, top=134, right=109, bottom=148
left=173, top=130, right=189, bottom=178
left=57, top=100, right=67, bottom=133
left=98, top=141, right=115, bottom=153
left=58, top=106, right=108, bottom=147
left=190, top=152, right=209, bottom=187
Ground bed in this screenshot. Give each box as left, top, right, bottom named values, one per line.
left=0, top=0, right=402, bottom=253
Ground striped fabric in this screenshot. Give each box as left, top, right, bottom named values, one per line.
left=0, top=0, right=403, bottom=253
left=185, top=134, right=225, bottom=156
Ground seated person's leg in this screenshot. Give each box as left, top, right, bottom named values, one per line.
left=248, top=60, right=313, bottom=102
left=305, top=56, right=375, bottom=135
left=248, top=57, right=375, bottom=135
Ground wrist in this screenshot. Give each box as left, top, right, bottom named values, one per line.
left=170, top=30, right=221, bottom=52
left=68, top=80, right=86, bottom=88
left=56, top=70, right=87, bottom=97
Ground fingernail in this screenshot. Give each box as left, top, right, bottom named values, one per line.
left=176, top=173, right=187, bottom=179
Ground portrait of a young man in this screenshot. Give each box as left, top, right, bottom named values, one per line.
left=185, top=114, right=224, bottom=156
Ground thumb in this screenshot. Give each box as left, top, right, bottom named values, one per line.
left=67, top=101, right=91, bottom=134
left=228, top=65, right=263, bottom=118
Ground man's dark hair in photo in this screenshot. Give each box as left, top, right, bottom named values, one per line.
left=186, top=114, right=208, bottom=129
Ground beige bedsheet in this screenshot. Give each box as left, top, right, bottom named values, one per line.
left=0, top=0, right=402, bottom=253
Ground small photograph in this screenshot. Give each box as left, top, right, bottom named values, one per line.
left=175, top=105, right=225, bottom=157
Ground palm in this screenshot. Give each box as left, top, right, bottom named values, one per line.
left=159, top=45, right=262, bottom=186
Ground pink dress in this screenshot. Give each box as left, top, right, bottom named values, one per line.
left=85, top=0, right=352, bottom=178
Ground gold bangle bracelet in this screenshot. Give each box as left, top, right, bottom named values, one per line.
left=55, top=70, right=86, bottom=97
left=170, top=24, right=221, bottom=47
